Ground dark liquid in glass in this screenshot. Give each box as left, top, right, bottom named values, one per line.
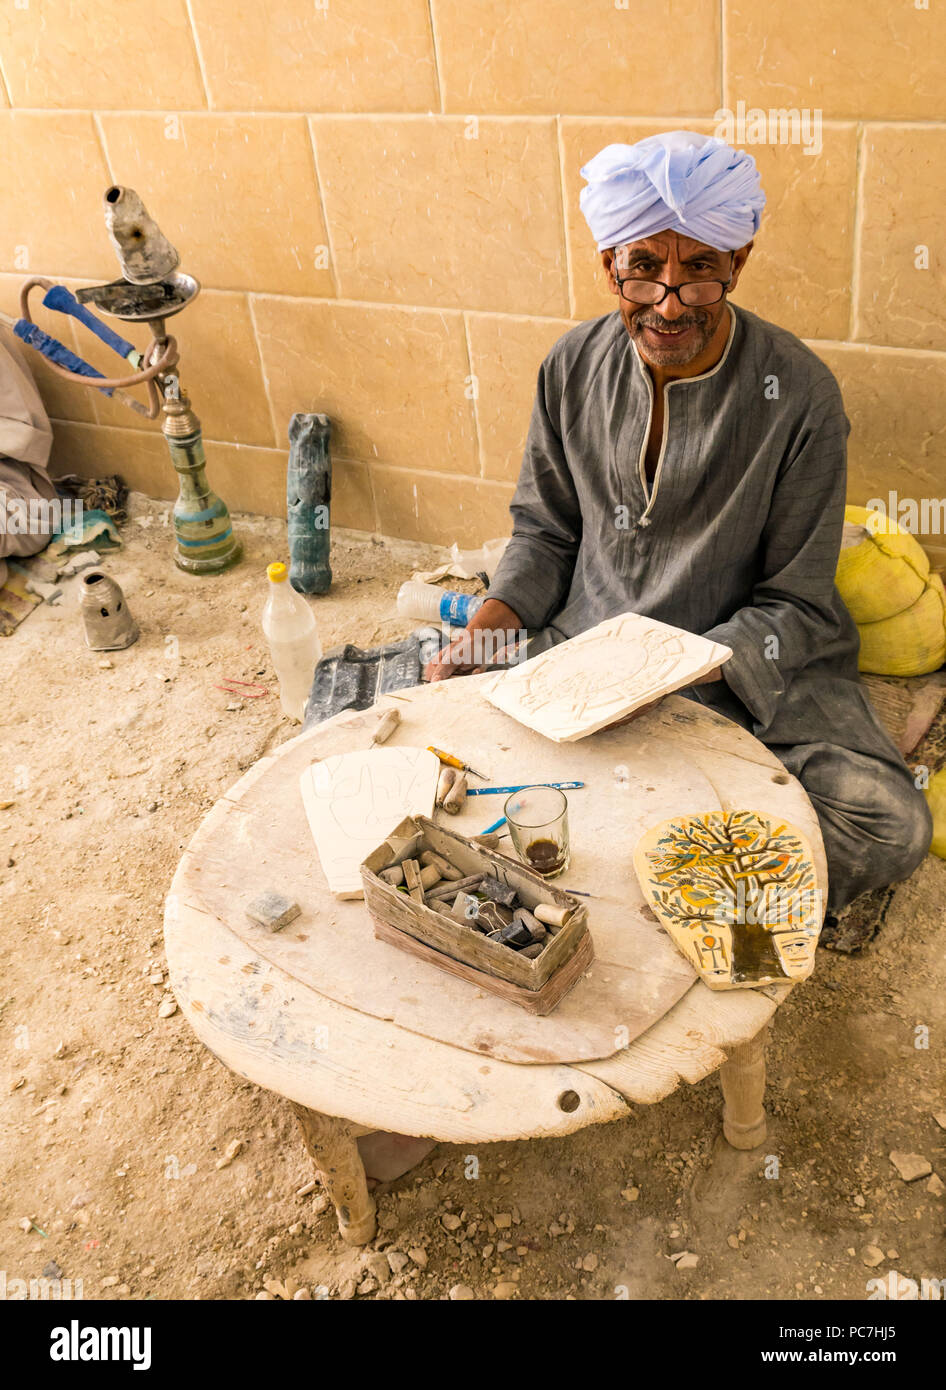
left=526, top=838, right=565, bottom=874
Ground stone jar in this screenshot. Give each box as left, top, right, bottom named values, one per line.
left=78, top=570, right=139, bottom=650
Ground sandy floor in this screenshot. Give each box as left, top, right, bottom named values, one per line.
left=1, top=494, right=944, bottom=1302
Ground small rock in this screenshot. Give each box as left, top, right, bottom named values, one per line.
left=727, top=1234, right=740, bottom=1250
left=861, top=1246, right=884, bottom=1267
left=408, top=1247, right=428, bottom=1268
left=672, top=1252, right=699, bottom=1270
left=581, top=1253, right=598, bottom=1271
left=890, top=1151, right=932, bottom=1182
left=65, top=550, right=101, bottom=576
left=43, top=1261, right=62, bottom=1279
left=364, top=1252, right=390, bottom=1284
left=853, top=1195, right=865, bottom=1207
left=245, top=891, right=301, bottom=933
left=148, top=971, right=164, bottom=986
left=387, top=1251, right=409, bottom=1275
left=101, top=1275, right=119, bottom=1288
left=26, top=578, right=63, bottom=603
left=621, top=1187, right=640, bottom=1202
left=933, top=1112, right=946, bottom=1131
left=356, top=1276, right=378, bottom=1296
left=493, top=1281, right=518, bottom=1300
left=287, top=1222, right=302, bottom=1236
left=311, top=1194, right=329, bottom=1215
left=441, top=1214, right=462, bottom=1232
left=215, top=1138, right=245, bottom=1170
left=18, top=1218, right=32, bottom=1232
left=293, top=1288, right=312, bottom=1300
left=157, top=996, right=177, bottom=1019
left=494, top=1213, right=512, bottom=1229
left=98, top=659, right=113, bottom=670
left=255, top=1291, right=275, bottom=1300
left=927, top=1173, right=945, bottom=1197
left=449, top=1284, right=475, bottom=1300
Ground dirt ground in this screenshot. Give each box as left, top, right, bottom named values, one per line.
left=1, top=493, right=944, bottom=1303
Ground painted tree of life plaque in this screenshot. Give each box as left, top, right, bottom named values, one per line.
left=633, top=810, right=823, bottom=990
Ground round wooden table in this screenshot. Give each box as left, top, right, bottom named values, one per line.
left=164, top=677, right=827, bottom=1244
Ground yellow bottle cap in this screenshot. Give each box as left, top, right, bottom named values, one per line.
left=267, top=562, right=288, bottom=583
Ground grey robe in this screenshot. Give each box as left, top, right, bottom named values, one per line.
left=488, top=305, right=932, bottom=910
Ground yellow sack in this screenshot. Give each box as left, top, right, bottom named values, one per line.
left=836, top=505, right=929, bottom=623
left=855, top=573, right=946, bottom=676
left=836, top=506, right=946, bottom=675
left=925, top=768, right=946, bottom=860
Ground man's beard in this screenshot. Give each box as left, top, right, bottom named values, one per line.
left=628, top=307, right=718, bottom=366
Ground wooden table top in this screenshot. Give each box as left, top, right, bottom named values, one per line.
left=164, top=677, right=826, bottom=1143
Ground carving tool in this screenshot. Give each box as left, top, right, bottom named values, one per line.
left=427, top=746, right=489, bottom=781
left=467, top=781, right=584, bottom=796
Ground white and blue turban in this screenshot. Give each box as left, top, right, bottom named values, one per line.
left=579, top=131, right=765, bottom=253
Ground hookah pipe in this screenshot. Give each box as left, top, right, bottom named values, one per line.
left=9, top=187, right=241, bottom=576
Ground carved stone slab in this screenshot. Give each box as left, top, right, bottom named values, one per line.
left=483, top=611, right=732, bottom=742
left=300, top=746, right=440, bottom=898
left=633, top=809, right=823, bottom=990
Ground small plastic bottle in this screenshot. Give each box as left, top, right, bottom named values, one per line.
left=397, top=580, right=484, bottom=626
left=262, top=561, right=322, bottom=723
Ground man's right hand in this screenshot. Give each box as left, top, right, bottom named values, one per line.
left=424, top=597, right=525, bottom=682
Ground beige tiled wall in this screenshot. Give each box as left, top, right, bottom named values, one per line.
left=0, top=1, right=942, bottom=565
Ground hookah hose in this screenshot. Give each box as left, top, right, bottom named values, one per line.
left=10, top=277, right=179, bottom=419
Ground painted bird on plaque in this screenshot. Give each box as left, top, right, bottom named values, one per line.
left=633, top=809, right=823, bottom=990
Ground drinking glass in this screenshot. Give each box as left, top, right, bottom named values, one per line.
left=504, top=786, right=570, bottom=878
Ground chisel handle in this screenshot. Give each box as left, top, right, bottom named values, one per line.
left=427, top=746, right=464, bottom=771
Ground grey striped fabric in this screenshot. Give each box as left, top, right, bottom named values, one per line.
left=487, top=304, right=932, bottom=907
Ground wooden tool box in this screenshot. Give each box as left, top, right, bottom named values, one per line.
left=361, top=815, right=593, bottom=1016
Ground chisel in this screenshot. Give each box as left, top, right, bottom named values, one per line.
left=427, top=746, right=489, bottom=781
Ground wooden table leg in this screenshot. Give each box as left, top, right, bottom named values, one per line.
left=290, top=1103, right=377, bottom=1245
left=720, top=1022, right=769, bottom=1150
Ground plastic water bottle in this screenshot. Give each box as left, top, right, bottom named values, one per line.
left=262, top=562, right=322, bottom=723
left=397, top=581, right=484, bottom=626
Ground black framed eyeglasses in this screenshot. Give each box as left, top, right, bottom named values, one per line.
left=614, top=251, right=734, bottom=307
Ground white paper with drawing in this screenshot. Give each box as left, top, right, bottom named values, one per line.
left=300, top=747, right=440, bottom=898
left=482, top=612, right=733, bottom=742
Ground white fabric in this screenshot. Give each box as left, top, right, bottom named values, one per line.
left=0, top=322, right=58, bottom=573
left=579, top=130, right=766, bottom=253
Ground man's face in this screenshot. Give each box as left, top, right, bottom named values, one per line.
left=601, top=231, right=751, bottom=368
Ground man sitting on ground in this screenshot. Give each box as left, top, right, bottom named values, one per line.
left=427, top=130, right=932, bottom=920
